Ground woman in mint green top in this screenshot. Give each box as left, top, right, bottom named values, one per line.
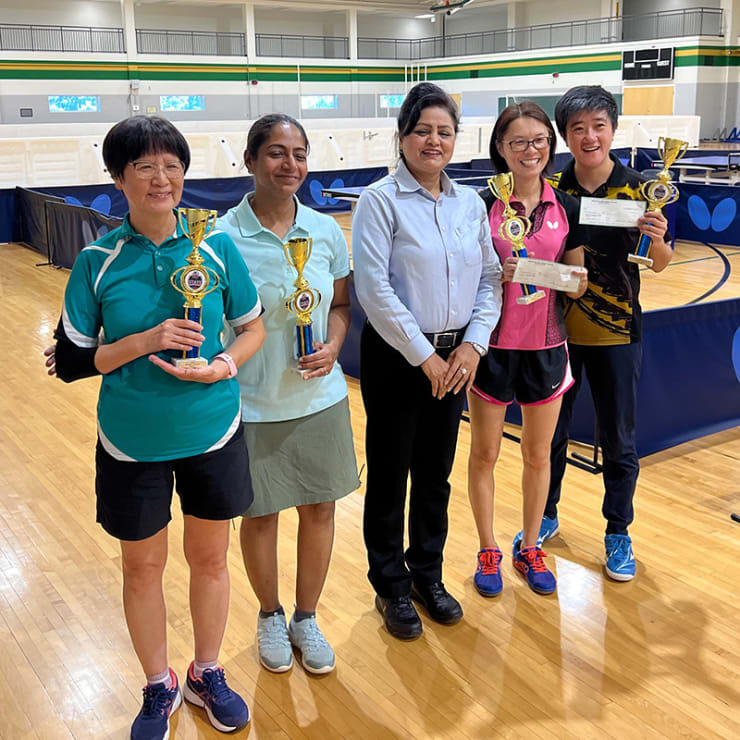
left=219, top=114, right=359, bottom=676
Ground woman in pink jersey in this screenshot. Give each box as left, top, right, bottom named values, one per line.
left=468, top=101, right=588, bottom=597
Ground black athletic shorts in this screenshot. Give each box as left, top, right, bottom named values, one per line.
left=95, top=424, right=253, bottom=541
left=471, top=344, right=573, bottom=406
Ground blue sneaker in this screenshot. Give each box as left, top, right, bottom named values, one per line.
left=512, top=516, right=560, bottom=552
left=184, top=663, right=250, bottom=732
left=130, top=668, right=181, bottom=740
left=513, top=543, right=557, bottom=594
left=474, top=547, right=503, bottom=597
left=604, top=534, right=636, bottom=581
left=288, top=613, right=336, bottom=674
left=257, top=611, right=293, bottom=673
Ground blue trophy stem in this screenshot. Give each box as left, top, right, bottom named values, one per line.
left=636, top=233, right=652, bottom=259
left=513, top=245, right=539, bottom=297
left=184, top=306, right=201, bottom=359
left=297, top=324, right=314, bottom=357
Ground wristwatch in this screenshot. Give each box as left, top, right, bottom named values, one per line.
left=467, top=341, right=487, bottom=357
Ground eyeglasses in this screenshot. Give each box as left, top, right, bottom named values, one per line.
left=129, top=160, right=185, bottom=180
left=503, top=136, right=551, bottom=152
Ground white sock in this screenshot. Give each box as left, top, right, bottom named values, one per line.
left=147, top=668, right=172, bottom=689
left=193, top=659, right=218, bottom=678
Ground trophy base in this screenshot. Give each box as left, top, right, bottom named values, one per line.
left=516, top=290, right=546, bottom=305
left=628, top=254, right=653, bottom=268
left=173, top=357, right=209, bottom=369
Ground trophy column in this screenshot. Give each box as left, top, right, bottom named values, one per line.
left=170, top=208, right=220, bottom=368
left=629, top=136, right=688, bottom=268
left=283, top=237, right=322, bottom=366
left=488, top=172, right=545, bottom=305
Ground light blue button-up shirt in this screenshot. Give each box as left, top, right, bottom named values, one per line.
left=352, top=160, right=502, bottom=366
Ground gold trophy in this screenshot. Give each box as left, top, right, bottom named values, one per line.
left=629, top=136, right=688, bottom=267
left=170, top=208, right=220, bottom=367
left=488, top=172, right=545, bottom=305
left=283, top=237, right=322, bottom=363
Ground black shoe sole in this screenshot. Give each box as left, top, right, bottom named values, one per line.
left=374, top=595, right=423, bottom=640
left=410, top=586, right=463, bottom=625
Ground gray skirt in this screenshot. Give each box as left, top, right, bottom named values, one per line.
left=242, top=396, right=360, bottom=517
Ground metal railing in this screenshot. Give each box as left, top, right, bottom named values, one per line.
left=359, top=6, right=723, bottom=60
left=136, top=29, right=245, bottom=56
left=256, top=33, right=349, bottom=59
left=0, top=23, right=125, bottom=53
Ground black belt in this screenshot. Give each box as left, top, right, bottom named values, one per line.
left=423, top=328, right=466, bottom=350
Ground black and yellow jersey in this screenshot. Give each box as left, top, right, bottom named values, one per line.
left=550, top=152, right=662, bottom=346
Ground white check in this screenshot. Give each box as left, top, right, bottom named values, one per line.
left=579, top=197, right=646, bottom=227
left=512, top=258, right=586, bottom=293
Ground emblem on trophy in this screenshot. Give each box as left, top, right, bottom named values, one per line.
left=629, top=136, right=688, bottom=267
left=170, top=208, right=220, bottom=368
left=488, top=172, right=545, bottom=305
left=283, top=237, right=322, bottom=363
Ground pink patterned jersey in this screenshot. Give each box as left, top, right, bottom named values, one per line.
left=487, top=178, right=584, bottom=351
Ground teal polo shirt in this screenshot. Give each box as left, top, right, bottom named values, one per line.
left=63, top=213, right=261, bottom=461
left=219, top=194, right=350, bottom=422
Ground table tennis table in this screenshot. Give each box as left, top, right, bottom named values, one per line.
left=321, top=174, right=492, bottom=212
left=652, top=152, right=740, bottom=185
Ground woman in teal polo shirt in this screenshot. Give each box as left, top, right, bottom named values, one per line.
left=219, top=114, right=360, bottom=676
left=54, top=116, right=265, bottom=739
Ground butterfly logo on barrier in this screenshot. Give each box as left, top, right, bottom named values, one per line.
left=64, top=193, right=112, bottom=216
left=733, top=326, right=740, bottom=385
left=687, top=195, right=737, bottom=232
left=309, top=178, right=345, bottom=207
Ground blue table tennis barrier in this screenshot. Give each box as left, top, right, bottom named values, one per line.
left=339, top=275, right=740, bottom=458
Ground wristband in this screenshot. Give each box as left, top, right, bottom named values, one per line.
left=213, top=352, right=237, bottom=379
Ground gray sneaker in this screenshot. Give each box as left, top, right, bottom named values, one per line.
left=257, top=612, right=293, bottom=673
left=288, top=614, right=335, bottom=674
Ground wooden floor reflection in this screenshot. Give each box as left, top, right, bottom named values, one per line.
left=1, top=241, right=738, bottom=739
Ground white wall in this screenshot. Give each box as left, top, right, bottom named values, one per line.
left=623, top=0, right=720, bottom=13
left=135, top=4, right=243, bottom=33
left=520, top=0, right=601, bottom=26
left=254, top=8, right=346, bottom=37
left=0, top=0, right=121, bottom=27
left=443, top=5, right=509, bottom=35
left=357, top=13, right=431, bottom=40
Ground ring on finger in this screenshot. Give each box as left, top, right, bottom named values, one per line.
left=460, top=367, right=468, bottom=375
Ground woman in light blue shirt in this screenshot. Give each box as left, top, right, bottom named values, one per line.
left=353, top=83, right=502, bottom=640
left=219, top=114, right=360, bottom=676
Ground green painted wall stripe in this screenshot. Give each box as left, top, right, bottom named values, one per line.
left=0, top=44, right=738, bottom=81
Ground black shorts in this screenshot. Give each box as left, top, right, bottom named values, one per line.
left=471, top=344, right=573, bottom=406
left=95, top=424, right=253, bottom=541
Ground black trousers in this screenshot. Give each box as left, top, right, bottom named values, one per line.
left=360, top=323, right=466, bottom=598
left=547, top=342, right=642, bottom=535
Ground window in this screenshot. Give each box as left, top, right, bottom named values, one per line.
left=160, top=95, right=205, bottom=112
left=301, top=95, right=337, bottom=111
left=380, top=94, right=404, bottom=109
left=48, top=95, right=100, bottom=113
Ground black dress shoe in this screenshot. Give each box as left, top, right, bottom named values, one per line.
left=375, top=594, right=423, bottom=640
left=410, top=582, right=463, bottom=625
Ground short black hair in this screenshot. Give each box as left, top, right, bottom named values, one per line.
left=245, top=113, right=310, bottom=162
left=554, top=85, right=619, bottom=138
left=102, top=116, right=190, bottom=179
left=490, top=101, right=556, bottom=174
left=397, top=82, right=459, bottom=161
